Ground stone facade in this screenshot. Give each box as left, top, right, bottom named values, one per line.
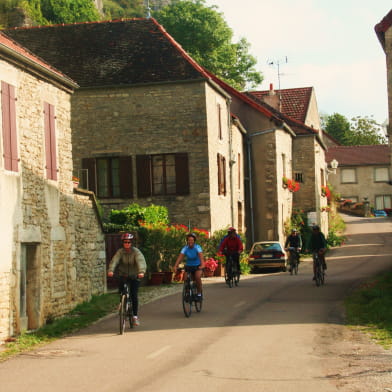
left=72, top=80, right=244, bottom=235
left=0, top=36, right=106, bottom=342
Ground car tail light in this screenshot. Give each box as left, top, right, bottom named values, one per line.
left=274, top=252, right=284, bottom=258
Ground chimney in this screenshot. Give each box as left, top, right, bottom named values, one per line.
left=262, top=83, right=280, bottom=111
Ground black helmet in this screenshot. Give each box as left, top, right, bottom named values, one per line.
left=186, top=232, right=197, bottom=241
left=312, top=225, right=320, bottom=230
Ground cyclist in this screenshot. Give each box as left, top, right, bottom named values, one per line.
left=218, top=227, right=244, bottom=275
left=306, top=225, right=327, bottom=280
left=284, top=228, right=302, bottom=272
left=173, top=233, right=205, bottom=301
left=107, top=233, right=146, bottom=326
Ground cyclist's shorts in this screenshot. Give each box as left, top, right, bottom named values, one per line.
left=185, top=265, right=200, bottom=273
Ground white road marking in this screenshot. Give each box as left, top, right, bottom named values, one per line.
left=234, top=301, right=246, bottom=308
left=146, top=345, right=171, bottom=359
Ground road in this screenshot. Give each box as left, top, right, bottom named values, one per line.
left=1, top=214, right=392, bottom=391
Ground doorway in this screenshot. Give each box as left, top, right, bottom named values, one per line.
left=20, top=244, right=41, bottom=330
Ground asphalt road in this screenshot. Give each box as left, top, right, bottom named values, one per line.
left=1, top=214, right=392, bottom=392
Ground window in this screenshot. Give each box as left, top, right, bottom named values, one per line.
left=375, top=195, right=391, bottom=210
left=342, top=196, right=358, bottom=203
left=238, top=153, right=241, bottom=189
left=82, top=156, right=133, bottom=198
left=294, top=172, right=303, bottom=183
left=44, top=102, right=57, bottom=180
left=136, top=153, right=189, bottom=197
left=320, top=168, right=325, bottom=186
left=217, top=153, right=226, bottom=195
left=341, top=168, right=356, bottom=183
left=282, top=154, right=286, bottom=177
left=374, top=167, right=389, bottom=182
left=1, top=81, right=18, bottom=172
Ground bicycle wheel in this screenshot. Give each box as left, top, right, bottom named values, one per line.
left=315, top=262, right=322, bottom=287
left=294, top=260, right=298, bottom=275
left=233, top=264, right=240, bottom=286
left=182, top=281, right=192, bottom=317
left=119, top=295, right=127, bottom=334
left=193, top=283, right=202, bottom=312
left=225, top=260, right=233, bottom=288
left=289, top=256, right=294, bottom=275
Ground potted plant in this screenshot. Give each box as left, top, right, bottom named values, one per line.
left=203, top=257, right=218, bottom=277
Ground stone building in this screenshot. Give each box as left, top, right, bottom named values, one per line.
left=0, top=32, right=106, bottom=342
left=245, top=85, right=328, bottom=234
left=326, top=145, right=391, bottom=210
left=375, top=9, right=392, bottom=168
left=5, top=18, right=246, bottom=236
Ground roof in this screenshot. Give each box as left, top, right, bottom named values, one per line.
left=246, top=87, right=313, bottom=123
left=375, top=9, right=392, bottom=50
left=4, top=18, right=210, bottom=88
left=0, top=31, right=77, bottom=88
left=325, top=145, right=390, bottom=166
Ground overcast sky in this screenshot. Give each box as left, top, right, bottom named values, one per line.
left=204, top=0, right=391, bottom=126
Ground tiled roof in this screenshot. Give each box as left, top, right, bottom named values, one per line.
left=0, top=31, right=74, bottom=83
left=375, top=9, right=392, bottom=49
left=325, top=145, right=390, bottom=166
left=4, top=18, right=210, bottom=88
left=246, top=87, right=313, bottom=123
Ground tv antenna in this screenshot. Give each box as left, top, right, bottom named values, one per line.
left=267, top=56, right=288, bottom=91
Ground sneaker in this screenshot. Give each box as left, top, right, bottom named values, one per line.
left=196, top=294, right=203, bottom=301
left=312, top=276, right=316, bottom=281
left=132, top=316, right=140, bottom=326
left=323, top=264, right=327, bottom=270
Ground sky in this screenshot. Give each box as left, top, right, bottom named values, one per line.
left=204, top=0, right=391, bottom=127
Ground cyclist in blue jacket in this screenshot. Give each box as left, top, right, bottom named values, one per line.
left=173, top=233, right=205, bottom=301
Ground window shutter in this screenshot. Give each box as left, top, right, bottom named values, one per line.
left=82, top=158, right=97, bottom=193
left=222, top=155, right=227, bottom=196
left=136, top=155, right=151, bottom=197
left=44, top=102, right=57, bottom=180
left=217, top=153, right=222, bottom=195
left=1, top=81, right=18, bottom=172
left=119, top=156, right=133, bottom=197
left=175, top=153, right=189, bottom=195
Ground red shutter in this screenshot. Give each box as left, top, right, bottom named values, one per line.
left=119, top=156, right=133, bottom=197
left=175, top=153, right=189, bottom=195
left=82, top=158, right=97, bottom=193
left=44, top=102, right=57, bottom=180
left=1, top=81, right=18, bottom=172
left=136, top=155, right=151, bottom=197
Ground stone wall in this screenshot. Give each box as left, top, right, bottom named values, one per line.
left=71, top=81, right=240, bottom=234
left=0, top=55, right=106, bottom=341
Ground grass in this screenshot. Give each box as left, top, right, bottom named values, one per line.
left=0, top=283, right=182, bottom=362
left=345, top=270, right=392, bottom=349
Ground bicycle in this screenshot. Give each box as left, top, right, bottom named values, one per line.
left=287, top=247, right=299, bottom=275
left=313, top=251, right=325, bottom=287
left=224, top=253, right=240, bottom=288
left=118, top=277, right=137, bottom=334
left=181, top=267, right=202, bottom=317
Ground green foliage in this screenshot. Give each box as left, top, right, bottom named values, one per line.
left=155, top=0, right=263, bottom=90
left=324, top=113, right=386, bottom=146
left=40, top=0, right=101, bottom=24
left=345, top=271, right=392, bottom=348
left=102, top=0, right=145, bottom=18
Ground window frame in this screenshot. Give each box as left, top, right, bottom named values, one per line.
left=374, top=167, right=389, bottom=183
left=341, top=168, right=357, bottom=184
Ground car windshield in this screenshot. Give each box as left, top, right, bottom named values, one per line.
left=253, top=243, right=281, bottom=252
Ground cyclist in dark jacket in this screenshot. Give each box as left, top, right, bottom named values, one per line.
left=218, top=227, right=244, bottom=274
left=306, top=225, right=327, bottom=280
left=284, top=228, right=302, bottom=271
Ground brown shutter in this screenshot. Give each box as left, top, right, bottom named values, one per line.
left=44, top=102, right=57, bottom=180
left=136, top=155, right=151, bottom=197
left=1, top=82, right=18, bottom=172
left=217, top=153, right=221, bottom=195
left=119, top=156, right=133, bottom=197
left=175, top=153, right=189, bottom=195
left=82, top=158, right=97, bottom=193
left=223, top=155, right=227, bottom=196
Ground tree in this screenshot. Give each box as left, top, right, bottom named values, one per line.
left=324, top=113, right=386, bottom=145
left=155, top=0, right=262, bottom=90
left=324, top=113, right=351, bottom=144
left=347, top=116, right=387, bottom=145
left=40, top=0, right=100, bottom=24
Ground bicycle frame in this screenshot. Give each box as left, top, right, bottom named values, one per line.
left=182, top=268, right=202, bottom=317
left=313, top=252, right=325, bottom=286
left=225, top=253, right=240, bottom=288
left=119, top=278, right=136, bottom=334
left=288, top=247, right=299, bottom=275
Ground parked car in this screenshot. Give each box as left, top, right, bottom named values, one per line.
left=374, top=210, right=387, bottom=217
left=248, top=241, right=287, bottom=272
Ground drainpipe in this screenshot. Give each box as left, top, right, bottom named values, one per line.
left=246, top=128, right=277, bottom=244
left=226, top=98, right=234, bottom=226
